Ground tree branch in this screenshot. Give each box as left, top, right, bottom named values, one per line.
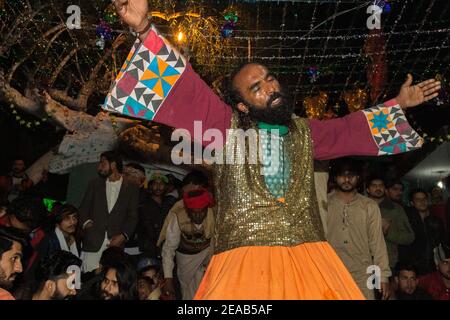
left=0, top=71, right=43, bottom=118
left=1, top=4, right=50, bottom=56
left=48, top=48, right=79, bottom=87
left=75, top=34, right=127, bottom=112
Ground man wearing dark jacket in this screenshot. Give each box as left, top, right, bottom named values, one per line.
left=399, top=189, right=446, bottom=275
left=366, top=177, right=415, bottom=269
left=79, top=151, right=139, bottom=273
left=38, top=204, right=81, bottom=261
left=136, top=174, right=168, bottom=259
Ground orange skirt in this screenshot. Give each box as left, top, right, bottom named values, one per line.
left=194, top=241, right=365, bottom=300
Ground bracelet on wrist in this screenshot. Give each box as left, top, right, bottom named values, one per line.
left=135, top=19, right=152, bottom=37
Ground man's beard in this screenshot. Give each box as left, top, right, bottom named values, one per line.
left=0, top=268, right=15, bottom=290
left=439, top=268, right=450, bottom=280
left=98, top=168, right=112, bottom=178
left=246, top=90, right=294, bottom=126
left=100, top=290, right=119, bottom=300
left=337, top=183, right=356, bottom=193
left=370, top=191, right=384, bottom=199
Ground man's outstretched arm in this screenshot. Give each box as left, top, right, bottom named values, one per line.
left=310, top=74, right=441, bottom=160
left=105, top=0, right=232, bottom=146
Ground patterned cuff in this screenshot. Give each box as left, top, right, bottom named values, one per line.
left=362, top=101, right=423, bottom=155
left=103, top=25, right=186, bottom=121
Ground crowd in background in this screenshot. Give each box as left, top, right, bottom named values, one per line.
left=0, top=152, right=448, bottom=300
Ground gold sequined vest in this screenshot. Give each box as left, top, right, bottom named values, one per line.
left=175, top=205, right=214, bottom=255
left=212, top=114, right=325, bottom=254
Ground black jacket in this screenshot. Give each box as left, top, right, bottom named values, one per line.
left=79, top=177, right=139, bottom=252
left=398, top=207, right=446, bottom=275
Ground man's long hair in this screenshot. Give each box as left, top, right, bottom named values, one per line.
left=101, top=259, right=137, bottom=300
left=220, top=62, right=294, bottom=129
left=221, top=62, right=263, bottom=130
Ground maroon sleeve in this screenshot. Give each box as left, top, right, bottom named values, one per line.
left=154, top=64, right=232, bottom=146
left=309, top=99, right=424, bottom=160
left=103, top=25, right=232, bottom=147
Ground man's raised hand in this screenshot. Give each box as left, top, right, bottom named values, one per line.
left=395, top=74, right=441, bottom=109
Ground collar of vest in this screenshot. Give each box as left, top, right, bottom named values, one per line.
left=257, top=122, right=289, bottom=136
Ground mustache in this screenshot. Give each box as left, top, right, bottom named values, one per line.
left=267, top=92, right=287, bottom=108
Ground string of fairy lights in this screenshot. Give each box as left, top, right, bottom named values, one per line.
left=0, top=0, right=449, bottom=145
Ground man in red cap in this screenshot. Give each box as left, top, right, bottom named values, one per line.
left=158, top=188, right=214, bottom=300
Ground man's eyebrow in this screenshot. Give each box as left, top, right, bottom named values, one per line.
left=249, top=80, right=261, bottom=92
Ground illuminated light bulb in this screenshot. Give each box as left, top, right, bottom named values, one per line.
left=177, top=31, right=184, bottom=42
left=437, top=181, right=443, bottom=189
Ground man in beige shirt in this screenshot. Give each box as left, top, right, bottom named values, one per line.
left=327, top=159, right=391, bottom=300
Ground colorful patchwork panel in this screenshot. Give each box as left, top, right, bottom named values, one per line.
left=363, top=104, right=423, bottom=155
left=103, top=25, right=186, bottom=120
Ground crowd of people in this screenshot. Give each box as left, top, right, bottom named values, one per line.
left=0, top=152, right=448, bottom=301
left=0, top=152, right=214, bottom=300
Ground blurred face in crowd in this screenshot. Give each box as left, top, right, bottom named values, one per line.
left=367, top=179, right=385, bottom=200
left=142, top=267, right=157, bottom=281
left=57, top=213, right=78, bottom=236
left=336, top=171, right=359, bottom=193
left=0, top=241, right=23, bottom=290
left=397, top=270, right=418, bottom=295
left=12, top=160, right=26, bottom=175
left=151, top=180, right=166, bottom=197
left=188, top=207, right=208, bottom=225
left=8, top=215, right=31, bottom=233
left=100, top=268, right=119, bottom=300
left=438, top=259, right=450, bottom=281
left=182, top=183, right=204, bottom=194
left=40, top=273, right=77, bottom=300
left=387, top=183, right=403, bottom=203
left=137, top=277, right=153, bottom=300
left=411, top=192, right=429, bottom=212
left=98, top=156, right=114, bottom=178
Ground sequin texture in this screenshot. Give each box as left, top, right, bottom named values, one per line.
left=212, top=114, right=325, bottom=254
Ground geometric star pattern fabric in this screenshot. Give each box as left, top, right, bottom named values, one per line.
left=103, top=25, right=186, bottom=121
left=363, top=104, right=424, bottom=155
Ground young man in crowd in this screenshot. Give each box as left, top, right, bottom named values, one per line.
left=327, top=160, right=391, bottom=300
left=393, top=262, right=432, bottom=300
left=159, top=189, right=214, bottom=300
left=38, top=204, right=81, bottom=260
left=366, top=176, right=414, bottom=270
left=0, top=157, right=33, bottom=204
left=400, top=189, right=446, bottom=275
left=31, top=250, right=82, bottom=300
left=0, top=226, right=28, bottom=300
left=97, top=259, right=137, bottom=300
left=79, top=151, right=139, bottom=272
left=418, top=245, right=450, bottom=300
